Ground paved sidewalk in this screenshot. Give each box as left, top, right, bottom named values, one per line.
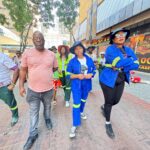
left=0, top=84, right=150, bottom=150
left=134, top=71, right=150, bottom=81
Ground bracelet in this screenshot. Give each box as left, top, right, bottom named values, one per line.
left=11, top=82, right=16, bottom=86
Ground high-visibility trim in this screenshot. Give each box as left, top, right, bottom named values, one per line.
left=98, top=57, right=101, bottom=63
left=73, top=104, right=80, bottom=108
left=61, top=85, right=66, bottom=88
left=81, top=99, right=86, bottom=102
left=112, top=57, right=120, bottom=67
left=57, top=54, right=72, bottom=77
left=134, top=60, right=139, bottom=64
left=10, top=105, right=18, bottom=110
left=67, top=72, right=71, bottom=75
left=66, top=87, right=71, bottom=90
left=105, top=64, right=121, bottom=71
left=105, top=64, right=112, bottom=68
left=66, top=72, right=71, bottom=76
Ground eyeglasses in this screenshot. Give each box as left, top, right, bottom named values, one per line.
left=115, top=33, right=127, bottom=38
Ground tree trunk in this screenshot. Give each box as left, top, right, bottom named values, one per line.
left=23, top=22, right=32, bottom=51
left=70, top=30, right=76, bottom=46
left=19, top=22, right=32, bottom=52
left=70, top=32, right=72, bottom=46
left=19, top=30, right=25, bottom=52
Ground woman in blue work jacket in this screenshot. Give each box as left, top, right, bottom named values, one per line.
left=99, top=29, right=139, bottom=139
left=67, top=41, right=96, bottom=138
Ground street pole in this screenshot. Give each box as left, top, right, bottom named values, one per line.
left=89, top=0, right=93, bottom=42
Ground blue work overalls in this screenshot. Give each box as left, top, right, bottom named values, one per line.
left=67, top=54, right=96, bottom=126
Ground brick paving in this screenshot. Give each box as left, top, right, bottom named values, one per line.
left=0, top=79, right=150, bottom=150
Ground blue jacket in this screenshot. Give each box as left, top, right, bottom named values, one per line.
left=67, top=54, right=96, bottom=91
left=100, top=44, right=139, bottom=88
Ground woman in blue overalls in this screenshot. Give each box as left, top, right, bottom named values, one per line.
left=67, top=41, right=96, bottom=138
left=99, top=29, right=139, bottom=139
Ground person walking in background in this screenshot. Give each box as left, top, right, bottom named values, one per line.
left=67, top=41, right=96, bottom=138
left=57, top=45, right=73, bottom=107
left=19, top=31, right=58, bottom=150
left=0, top=52, right=19, bottom=127
left=97, top=52, right=106, bottom=75
left=86, top=46, right=97, bottom=62
left=86, top=46, right=97, bottom=92
left=99, top=28, right=139, bottom=139
left=52, top=70, right=61, bottom=105
left=14, top=51, right=22, bottom=68
left=49, top=46, right=61, bottom=105
left=51, top=46, right=57, bottom=54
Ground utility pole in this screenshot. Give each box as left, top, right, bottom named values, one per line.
left=89, top=0, right=93, bottom=41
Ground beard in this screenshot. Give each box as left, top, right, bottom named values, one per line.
left=35, top=44, right=45, bottom=51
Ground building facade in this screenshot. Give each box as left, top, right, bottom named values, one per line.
left=0, top=0, right=33, bottom=54
left=74, top=0, right=150, bottom=73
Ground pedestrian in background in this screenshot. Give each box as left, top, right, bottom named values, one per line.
left=86, top=46, right=97, bottom=92
left=49, top=46, right=61, bottom=105
left=0, top=52, right=19, bottom=127
left=99, top=28, right=139, bottom=139
left=57, top=45, right=73, bottom=107
left=14, top=51, right=22, bottom=68
left=87, top=46, right=97, bottom=62
left=97, top=52, right=106, bottom=75
left=51, top=46, right=57, bottom=54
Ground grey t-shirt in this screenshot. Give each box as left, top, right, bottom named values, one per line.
left=78, top=57, right=88, bottom=75
left=0, top=52, right=17, bottom=87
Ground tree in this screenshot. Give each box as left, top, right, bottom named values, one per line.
left=0, top=13, right=8, bottom=25
left=31, top=0, right=55, bottom=27
left=2, top=0, right=32, bottom=52
left=1, top=0, right=55, bottom=52
left=55, top=0, right=79, bottom=44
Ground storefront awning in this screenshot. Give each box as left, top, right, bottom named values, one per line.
left=0, top=36, right=20, bottom=45
left=0, top=25, right=20, bottom=45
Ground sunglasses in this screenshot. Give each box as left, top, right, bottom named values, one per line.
left=115, top=33, right=127, bottom=38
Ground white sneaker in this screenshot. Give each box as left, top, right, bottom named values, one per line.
left=65, top=101, right=70, bottom=107
left=81, top=113, right=87, bottom=120
left=69, top=126, right=77, bottom=138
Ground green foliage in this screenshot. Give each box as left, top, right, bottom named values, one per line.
left=1, top=0, right=55, bottom=51
left=31, top=0, right=54, bottom=27
left=0, top=13, right=9, bottom=25
left=2, top=0, right=33, bottom=33
left=55, top=0, right=79, bottom=32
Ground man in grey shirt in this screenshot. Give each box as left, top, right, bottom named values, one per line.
left=0, top=52, right=19, bottom=126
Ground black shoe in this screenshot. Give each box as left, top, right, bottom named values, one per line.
left=23, top=134, right=38, bottom=150
left=101, top=105, right=105, bottom=117
left=105, top=124, right=115, bottom=139
left=45, top=119, right=52, bottom=130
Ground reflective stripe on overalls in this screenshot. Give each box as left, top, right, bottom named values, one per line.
left=105, top=56, right=121, bottom=71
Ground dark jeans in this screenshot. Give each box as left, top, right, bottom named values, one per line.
left=26, top=88, right=53, bottom=136
left=0, top=86, right=18, bottom=118
left=100, top=81, right=125, bottom=122
left=60, top=71, right=71, bottom=101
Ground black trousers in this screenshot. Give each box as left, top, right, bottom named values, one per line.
left=100, top=81, right=125, bottom=122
